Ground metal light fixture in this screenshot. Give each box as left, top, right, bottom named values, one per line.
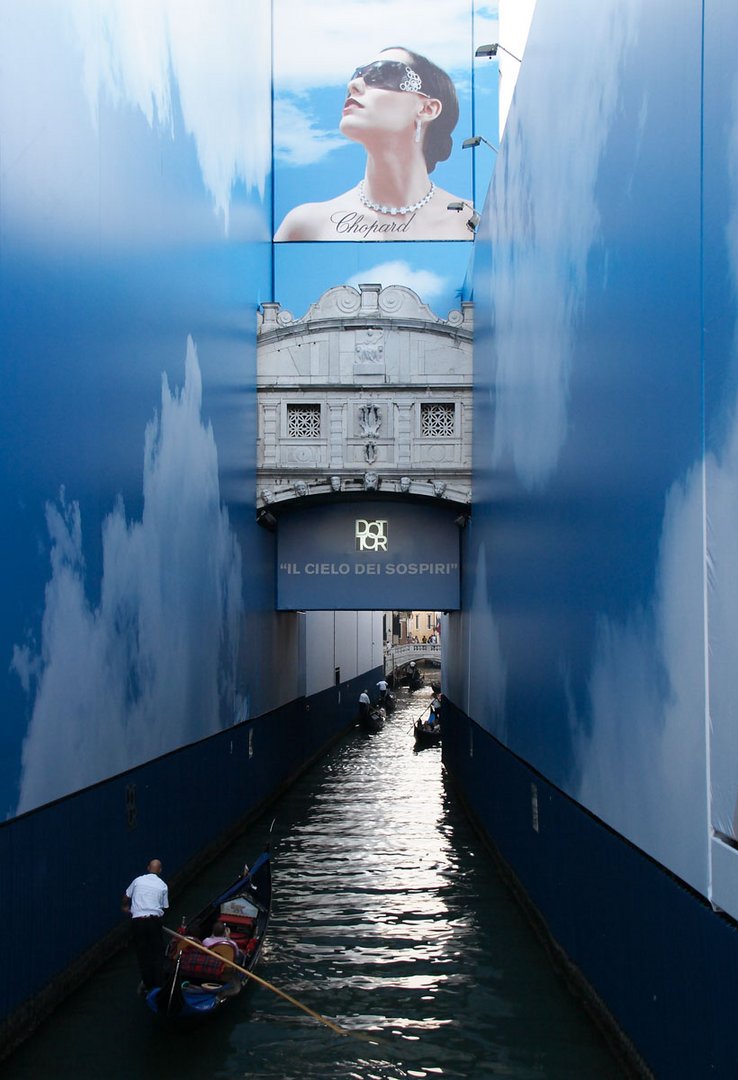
left=462, top=135, right=498, bottom=152
left=475, top=42, right=522, bottom=63
left=447, top=200, right=481, bottom=233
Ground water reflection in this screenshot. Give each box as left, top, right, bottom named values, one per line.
left=8, top=686, right=625, bottom=1079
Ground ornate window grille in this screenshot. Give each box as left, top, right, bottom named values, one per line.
left=287, top=403, right=321, bottom=438
left=420, top=402, right=455, bottom=437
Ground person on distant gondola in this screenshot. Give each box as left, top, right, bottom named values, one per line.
left=426, top=692, right=441, bottom=729
left=376, top=677, right=389, bottom=702
left=122, top=858, right=168, bottom=991
left=358, top=689, right=371, bottom=721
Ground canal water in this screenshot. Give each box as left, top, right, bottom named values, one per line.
left=6, top=687, right=626, bottom=1079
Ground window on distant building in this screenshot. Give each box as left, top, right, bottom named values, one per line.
left=420, top=403, right=455, bottom=437
left=287, top=403, right=321, bottom=438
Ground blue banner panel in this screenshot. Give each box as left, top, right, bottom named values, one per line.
left=276, top=500, right=461, bottom=610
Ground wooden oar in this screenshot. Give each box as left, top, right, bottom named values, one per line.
left=163, top=927, right=377, bottom=1044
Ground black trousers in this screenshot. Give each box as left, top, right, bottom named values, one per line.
left=131, top=916, right=164, bottom=989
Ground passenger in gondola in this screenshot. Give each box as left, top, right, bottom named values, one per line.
left=203, top=920, right=244, bottom=964
left=203, top=921, right=234, bottom=949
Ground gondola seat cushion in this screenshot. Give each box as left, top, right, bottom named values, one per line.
left=178, top=950, right=227, bottom=982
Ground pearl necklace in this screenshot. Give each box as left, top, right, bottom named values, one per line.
left=358, top=180, right=435, bottom=216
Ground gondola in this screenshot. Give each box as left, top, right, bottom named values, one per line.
left=146, top=844, right=272, bottom=1019
left=405, top=668, right=425, bottom=693
left=378, top=689, right=396, bottom=714
left=414, top=719, right=442, bottom=748
left=358, top=705, right=386, bottom=732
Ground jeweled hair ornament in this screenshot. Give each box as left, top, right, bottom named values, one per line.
left=399, top=66, right=423, bottom=94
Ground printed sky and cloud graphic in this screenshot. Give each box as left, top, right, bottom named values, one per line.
left=345, top=261, right=450, bottom=305
left=1, top=0, right=268, bottom=815
left=468, top=0, right=738, bottom=906
left=67, top=0, right=272, bottom=230
left=0, top=0, right=271, bottom=244
left=12, top=339, right=244, bottom=815
left=486, top=0, right=640, bottom=491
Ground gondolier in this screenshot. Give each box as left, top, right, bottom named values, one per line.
left=122, top=858, right=168, bottom=991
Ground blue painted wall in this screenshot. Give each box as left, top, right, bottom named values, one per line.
left=443, top=702, right=738, bottom=1078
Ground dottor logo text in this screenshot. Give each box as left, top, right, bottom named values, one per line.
left=355, top=519, right=388, bottom=552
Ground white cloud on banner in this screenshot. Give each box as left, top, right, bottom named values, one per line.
left=273, top=0, right=497, bottom=89
left=488, top=0, right=639, bottom=489
left=274, top=98, right=349, bottom=166
left=570, top=460, right=708, bottom=893
left=66, top=0, right=272, bottom=226
left=572, top=61, right=738, bottom=910
left=11, top=338, right=244, bottom=815
left=345, top=261, right=449, bottom=305
left=0, top=0, right=270, bottom=236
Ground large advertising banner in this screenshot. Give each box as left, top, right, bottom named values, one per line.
left=272, top=0, right=485, bottom=245
left=0, top=2, right=272, bottom=816
left=277, top=501, right=461, bottom=610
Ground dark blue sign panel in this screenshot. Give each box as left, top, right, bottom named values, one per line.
left=277, top=500, right=461, bottom=610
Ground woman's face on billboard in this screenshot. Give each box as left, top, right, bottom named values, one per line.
left=340, top=48, right=433, bottom=144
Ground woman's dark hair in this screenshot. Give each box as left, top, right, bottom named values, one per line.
left=381, top=47, right=459, bottom=172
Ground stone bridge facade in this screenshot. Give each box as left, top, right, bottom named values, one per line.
left=256, top=284, right=473, bottom=519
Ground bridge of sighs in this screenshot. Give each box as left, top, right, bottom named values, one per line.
left=256, top=284, right=473, bottom=612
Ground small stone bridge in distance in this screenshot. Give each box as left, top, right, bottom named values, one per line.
left=384, top=642, right=441, bottom=679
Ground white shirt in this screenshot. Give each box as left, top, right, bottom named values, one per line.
left=376, top=680, right=388, bottom=692
left=126, top=872, right=169, bottom=918
left=359, top=692, right=370, bottom=705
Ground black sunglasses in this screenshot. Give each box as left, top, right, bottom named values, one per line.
left=349, top=60, right=429, bottom=97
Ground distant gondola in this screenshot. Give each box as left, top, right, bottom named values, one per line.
left=359, top=705, right=386, bottom=732
left=146, top=844, right=272, bottom=1019
left=404, top=666, right=425, bottom=693
left=414, top=719, right=442, bottom=748
left=379, top=689, right=396, bottom=714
